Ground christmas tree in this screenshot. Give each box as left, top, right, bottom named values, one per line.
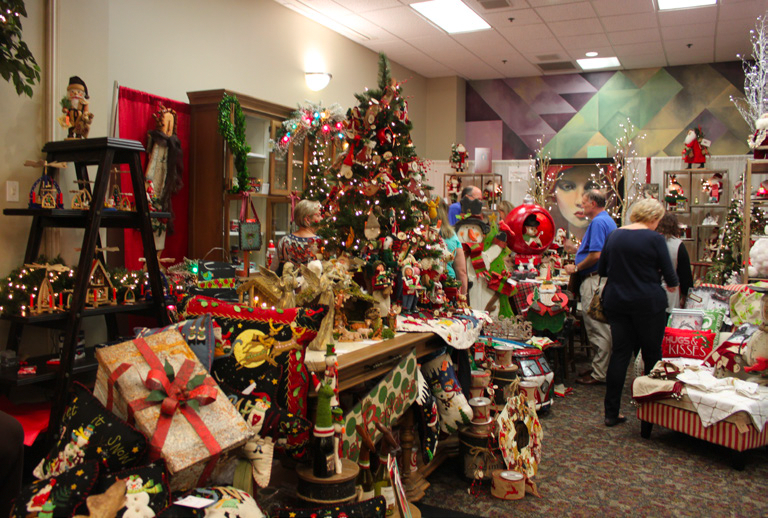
left=707, top=199, right=768, bottom=284
left=314, top=54, right=436, bottom=263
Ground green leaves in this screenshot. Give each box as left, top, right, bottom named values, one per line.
left=187, top=373, right=207, bottom=391
left=164, top=359, right=175, bottom=382
left=0, top=1, right=40, bottom=98
left=217, top=94, right=251, bottom=193
left=146, top=390, right=166, bottom=402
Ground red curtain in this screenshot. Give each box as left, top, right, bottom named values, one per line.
left=117, top=86, right=190, bottom=270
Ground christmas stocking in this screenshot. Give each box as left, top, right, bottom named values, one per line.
left=414, top=368, right=440, bottom=463
left=421, top=349, right=472, bottom=433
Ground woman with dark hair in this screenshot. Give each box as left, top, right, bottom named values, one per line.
left=656, top=212, right=694, bottom=309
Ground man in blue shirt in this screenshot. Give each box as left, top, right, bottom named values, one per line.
left=448, top=185, right=482, bottom=225
left=563, top=189, right=616, bottom=385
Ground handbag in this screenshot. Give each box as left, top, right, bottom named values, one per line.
left=586, top=278, right=609, bottom=323
left=239, top=195, right=262, bottom=251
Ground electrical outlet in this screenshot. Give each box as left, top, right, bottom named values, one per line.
left=6, top=181, right=19, bottom=202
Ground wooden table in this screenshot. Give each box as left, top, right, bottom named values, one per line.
left=305, top=332, right=451, bottom=501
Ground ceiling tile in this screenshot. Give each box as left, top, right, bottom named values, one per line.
left=558, top=32, right=611, bottom=49
left=612, top=40, right=665, bottom=57
left=526, top=0, right=581, bottom=6
left=619, top=53, right=668, bottom=69
left=565, top=45, right=615, bottom=60
left=407, top=34, right=469, bottom=55
left=661, top=22, right=715, bottom=41
left=386, top=51, right=458, bottom=78
left=534, top=1, right=597, bottom=22
left=547, top=18, right=604, bottom=37
left=600, top=11, right=658, bottom=30
left=360, top=6, right=444, bottom=39
left=717, top=18, right=759, bottom=41
left=590, top=0, right=654, bottom=16
left=498, top=22, right=555, bottom=42
left=607, top=28, right=660, bottom=45
left=336, top=12, right=397, bottom=40
left=666, top=52, right=712, bottom=66
left=658, top=6, right=717, bottom=27
left=718, top=0, right=764, bottom=21
left=502, top=61, right=542, bottom=77
left=481, top=8, right=544, bottom=26
left=664, top=36, right=714, bottom=57
left=330, top=0, right=402, bottom=14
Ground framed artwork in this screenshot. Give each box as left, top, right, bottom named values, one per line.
left=642, top=183, right=660, bottom=199
left=545, top=158, right=617, bottom=241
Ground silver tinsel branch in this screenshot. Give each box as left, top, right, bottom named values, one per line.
left=731, top=14, right=768, bottom=132
left=599, top=118, right=645, bottom=223
left=527, top=138, right=555, bottom=209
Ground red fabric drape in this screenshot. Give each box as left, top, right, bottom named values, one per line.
left=117, top=86, right=190, bottom=270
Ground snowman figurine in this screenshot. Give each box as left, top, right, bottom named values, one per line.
left=122, top=474, right=161, bottom=518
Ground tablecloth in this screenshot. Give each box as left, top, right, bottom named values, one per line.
left=397, top=309, right=491, bottom=350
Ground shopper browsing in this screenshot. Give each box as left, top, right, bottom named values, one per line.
left=448, top=185, right=482, bottom=226
left=563, top=190, right=616, bottom=386
left=277, top=199, right=323, bottom=272
left=598, top=198, right=679, bottom=427
left=655, top=213, right=693, bottom=309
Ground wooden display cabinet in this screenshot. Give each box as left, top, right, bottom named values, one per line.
left=663, top=169, right=728, bottom=263
left=743, top=159, right=768, bottom=282
left=187, top=90, right=307, bottom=268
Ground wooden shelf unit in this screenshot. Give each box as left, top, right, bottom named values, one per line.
left=742, top=159, right=768, bottom=283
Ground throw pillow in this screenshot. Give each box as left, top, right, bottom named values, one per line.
left=13, top=461, right=99, bottom=517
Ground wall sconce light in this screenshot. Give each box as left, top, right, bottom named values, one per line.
left=305, top=72, right=332, bottom=91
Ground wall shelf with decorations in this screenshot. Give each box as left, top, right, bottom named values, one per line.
left=663, top=169, right=728, bottom=263
left=187, top=90, right=308, bottom=270
left=443, top=172, right=503, bottom=209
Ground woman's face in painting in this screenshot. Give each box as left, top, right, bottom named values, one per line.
left=555, top=167, right=600, bottom=229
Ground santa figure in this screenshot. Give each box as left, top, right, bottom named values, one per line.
left=706, top=172, right=723, bottom=204
left=682, top=127, right=708, bottom=169
left=749, top=113, right=768, bottom=159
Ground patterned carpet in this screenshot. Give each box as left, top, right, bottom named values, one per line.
left=417, top=363, right=768, bottom=518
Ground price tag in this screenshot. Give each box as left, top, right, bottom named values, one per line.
left=174, top=495, right=215, bottom=508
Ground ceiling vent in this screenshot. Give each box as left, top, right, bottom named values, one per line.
left=477, top=0, right=511, bottom=9
left=537, top=61, right=578, bottom=72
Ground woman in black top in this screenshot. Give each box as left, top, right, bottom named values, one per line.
left=598, top=198, right=679, bottom=427
left=656, top=213, right=694, bottom=308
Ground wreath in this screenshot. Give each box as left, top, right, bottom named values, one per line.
left=217, top=94, right=251, bottom=193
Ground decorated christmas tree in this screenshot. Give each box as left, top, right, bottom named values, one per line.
left=707, top=199, right=768, bottom=284
left=313, top=54, right=436, bottom=263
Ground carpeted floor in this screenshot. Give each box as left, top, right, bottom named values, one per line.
left=417, top=362, right=768, bottom=517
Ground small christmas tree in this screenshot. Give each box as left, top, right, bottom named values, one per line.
left=314, top=54, right=435, bottom=262
left=707, top=199, right=768, bottom=284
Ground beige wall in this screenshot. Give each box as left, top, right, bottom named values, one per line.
left=0, top=0, right=465, bottom=350
left=425, top=76, right=466, bottom=160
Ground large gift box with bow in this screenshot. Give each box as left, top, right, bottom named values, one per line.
left=93, top=329, right=253, bottom=491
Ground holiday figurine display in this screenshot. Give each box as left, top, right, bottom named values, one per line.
left=58, top=76, right=94, bottom=139
left=447, top=175, right=462, bottom=203
left=312, top=375, right=337, bottom=478
left=665, top=174, right=688, bottom=211
left=25, top=160, right=65, bottom=209
left=400, top=264, right=420, bottom=313
left=704, top=172, right=723, bottom=203
left=450, top=143, right=467, bottom=172
left=682, top=127, right=710, bottom=169
left=749, top=112, right=768, bottom=159
left=504, top=199, right=555, bottom=267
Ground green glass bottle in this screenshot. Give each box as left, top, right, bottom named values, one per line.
left=356, top=444, right=375, bottom=501
left=373, top=452, right=395, bottom=516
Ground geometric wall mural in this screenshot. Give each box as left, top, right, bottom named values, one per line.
left=466, top=62, right=751, bottom=161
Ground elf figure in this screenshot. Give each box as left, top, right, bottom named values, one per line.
left=401, top=265, right=420, bottom=313
left=123, top=475, right=161, bottom=518
left=682, top=127, right=709, bottom=169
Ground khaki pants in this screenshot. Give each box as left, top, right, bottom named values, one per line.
left=580, top=275, right=612, bottom=382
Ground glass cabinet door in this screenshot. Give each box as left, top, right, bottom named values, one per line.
left=291, top=142, right=306, bottom=193
left=270, top=201, right=291, bottom=244
left=270, top=120, right=289, bottom=194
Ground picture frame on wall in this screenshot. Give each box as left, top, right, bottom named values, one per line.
left=546, top=158, right=616, bottom=241
left=642, top=183, right=660, bottom=199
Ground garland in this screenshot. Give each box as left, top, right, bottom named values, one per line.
left=217, top=94, right=251, bottom=193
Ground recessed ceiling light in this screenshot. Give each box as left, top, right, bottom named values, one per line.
left=585, top=51, right=598, bottom=57
left=577, top=57, right=621, bottom=70
left=411, top=0, right=490, bottom=34
left=657, top=0, right=717, bottom=10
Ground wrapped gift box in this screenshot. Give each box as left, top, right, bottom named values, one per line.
left=93, top=329, right=252, bottom=491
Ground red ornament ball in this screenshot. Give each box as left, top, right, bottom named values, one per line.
left=504, top=203, right=556, bottom=255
